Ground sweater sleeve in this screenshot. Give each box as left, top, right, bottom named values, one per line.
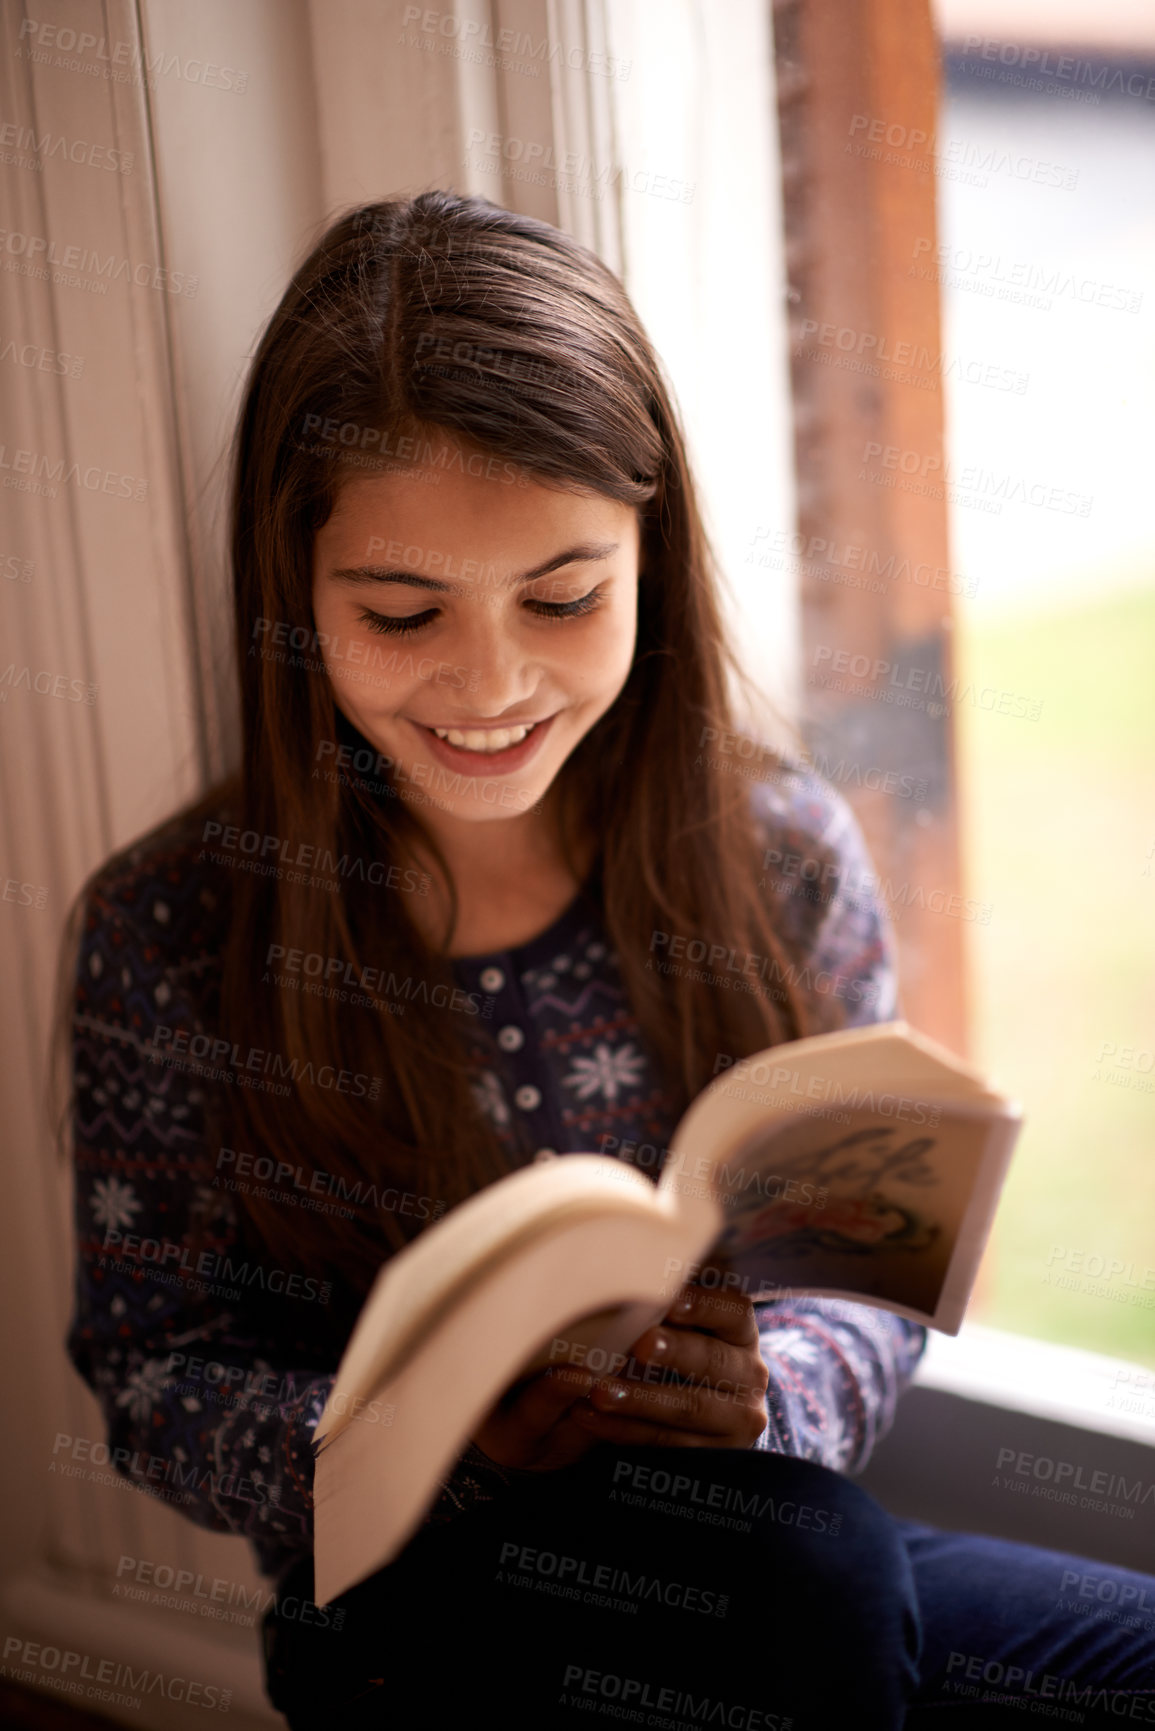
left=66, top=890, right=340, bottom=1577
left=66, top=886, right=517, bottom=1578
left=749, top=770, right=928, bottom=1470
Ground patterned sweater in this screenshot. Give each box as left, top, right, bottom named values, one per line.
left=66, top=765, right=926, bottom=1583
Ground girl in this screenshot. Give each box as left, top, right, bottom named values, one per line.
left=65, top=193, right=1155, bottom=1728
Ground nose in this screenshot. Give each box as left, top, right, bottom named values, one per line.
left=450, top=603, right=540, bottom=714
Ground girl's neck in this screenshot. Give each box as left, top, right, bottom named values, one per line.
left=403, top=790, right=596, bottom=958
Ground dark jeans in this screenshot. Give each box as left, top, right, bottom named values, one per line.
left=261, top=1445, right=1155, bottom=1729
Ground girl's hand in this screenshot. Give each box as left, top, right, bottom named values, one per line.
left=470, top=1363, right=602, bottom=1470
left=570, top=1284, right=770, bottom=1449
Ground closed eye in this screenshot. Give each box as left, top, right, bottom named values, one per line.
left=358, top=608, right=438, bottom=637
left=526, top=590, right=603, bottom=621
left=357, top=588, right=604, bottom=636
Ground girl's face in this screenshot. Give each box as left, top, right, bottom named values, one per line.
left=311, top=443, right=641, bottom=826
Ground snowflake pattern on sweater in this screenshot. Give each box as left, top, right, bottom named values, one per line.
left=66, top=765, right=925, bottom=1583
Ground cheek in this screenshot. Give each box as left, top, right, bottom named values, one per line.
left=557, top=625, right=630, bottom=698
left=600, top=594, right=639, bottom=679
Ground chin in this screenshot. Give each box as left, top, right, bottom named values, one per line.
left=444, top=798, right=543, bottom=822
left=408, top=786, right=546, bottom=822
left=398, top=754, right=552, bottom=816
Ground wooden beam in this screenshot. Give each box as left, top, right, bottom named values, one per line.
left=773, top=0, right=969, bottom=1054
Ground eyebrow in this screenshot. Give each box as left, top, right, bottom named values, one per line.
left=329, top=540, right=620, bottom=594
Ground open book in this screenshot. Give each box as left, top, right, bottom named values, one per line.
left=311, top=1020, right=1021, bottom=1604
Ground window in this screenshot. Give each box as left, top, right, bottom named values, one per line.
left=934, top=0, right=1155, bottom=1370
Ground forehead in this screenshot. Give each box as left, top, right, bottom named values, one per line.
left=314, top=448, right=638, bottom=568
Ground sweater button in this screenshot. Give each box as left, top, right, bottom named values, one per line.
left=498, top=1025, right=524, bottom=1052
left=479, top=966, right=505, bottom=992
left=515, top=1084, right=542, bottom=1111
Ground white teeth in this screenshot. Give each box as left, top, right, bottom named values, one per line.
left=430, top=723, right=534, bottom=753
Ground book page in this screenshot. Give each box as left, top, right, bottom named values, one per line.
left=702, top=1106, right=992, bottom=1316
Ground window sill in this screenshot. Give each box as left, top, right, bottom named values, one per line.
left=859, top=1323, right=1155, bottom=1572
left=916, top=1322, right=1155, bottom=1444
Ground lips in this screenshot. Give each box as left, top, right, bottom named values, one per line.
left=410, top=714, right=554, bottom=776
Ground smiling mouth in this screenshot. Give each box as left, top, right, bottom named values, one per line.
left=425, top=721, right=541, bottom=754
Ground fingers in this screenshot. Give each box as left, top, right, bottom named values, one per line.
left=575, top=1353, right=769, bottom=1446
left=627, top=1321, right=758, bottom=1393
left=513, top=1368, right=603, bottom=1470
left=662, top=1283, right=760, bottom=1348
left=524, top=1404, right=606, bottom=1471
left=572, top=1375, right=769, bottom=1449
left=514, top=1364, right=595, bottom=1427
left=619, top=1285, right=761, bottom=1391
left=581, top=1286, right=770, bottom=1449
left=473, top=1366, right=598, bottom=1470
left=480, top=1288, right=767, bottom=1466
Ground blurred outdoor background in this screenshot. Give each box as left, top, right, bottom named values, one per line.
left=935, top=0, right=1155, bottom=1365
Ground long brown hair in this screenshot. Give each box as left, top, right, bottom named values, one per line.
left=76, top=192, right=846, bottom=1323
